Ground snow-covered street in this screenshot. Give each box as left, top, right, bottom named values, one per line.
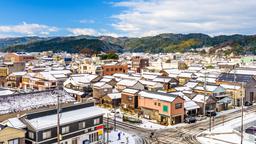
left=198, top=112, right=256, bottom=144
left=104, top=129, right=137, bottom=144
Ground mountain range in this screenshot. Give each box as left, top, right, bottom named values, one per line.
left=1, top=33, right=256, bottom=55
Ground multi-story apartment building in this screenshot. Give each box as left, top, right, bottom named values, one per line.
left=131, top=56, right=149, bottom=73
left=4, top=52, right=35, bottom=63
left=102, top=62, right=128, bottom=76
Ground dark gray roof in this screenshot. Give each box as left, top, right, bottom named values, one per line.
left=217, top=73, right=255, bottom=83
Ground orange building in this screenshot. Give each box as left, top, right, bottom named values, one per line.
left=4, top=52, right=35, bottom=62
left=102, top=62, right=128, bottom=76
left=138, top=91, right=185, bottom=125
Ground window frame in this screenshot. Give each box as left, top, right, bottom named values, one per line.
left=175, top=103, right=182, bottom=109
left=94, top=118, right=100, bottom=125
left=8, top=139, right=19, bottom=144
left=61, top=126, right=70, bottom=134
left=42, top=130, right=51, bottom=139
left=79, top=121, right=86, bottom=129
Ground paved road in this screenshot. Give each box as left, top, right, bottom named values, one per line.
left=104, top=105, right=256, bottom=144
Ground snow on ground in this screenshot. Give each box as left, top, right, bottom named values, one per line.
left=136, top=118, right=187, bottom=130
left=103, top=109, right=187, bottom=130
left=0, top=90, right=75, bottom=114
left=198, top=112, right=256, bottom=144
left=105, top=129, right=136, bottom=144
left=216, top=107, right=241, bottom=117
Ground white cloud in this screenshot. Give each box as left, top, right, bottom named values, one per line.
left=67, top=28, right=98, bottom=36
left=79, top=19, right=95, bottom=24
left=68, top=28, right=120, bottom=37
left=112, top=0, right=256, bottom=37
left=0, top=22, right=58, bottom=37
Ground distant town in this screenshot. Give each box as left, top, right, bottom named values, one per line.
left=0, top=51, right=255, bottom=144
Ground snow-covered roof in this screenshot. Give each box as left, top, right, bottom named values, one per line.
left=9, top=71, right=27, bottom=76
left=184, top=82, right=198, bottom=88
left=93, top=82, right=112, bottom=88
left=64, top=74, right=99, bottom=86
left=230, top=69, right=256, bottom=76
left=122, top=88, right=139, bottom=94
left=100, top=78, right=113, bottom=83
left=3, top=117, right=26, bottom=129
left=194, top=85, right=221, bottom=92
left=175, top=86, right=191, bottom=91
left=196, top=77, right=216, bottom=83
left=220, top=84, right=241, bottom=90
left=0, top=91, right=75, bottom=115
left=37, top=72, right=57, bottom=81
left=192, top=94, right=209, bottom=103
left=164, top=69, right=182, bottom=75
left=107, top=93, right=122, bottom=99
left=178, top=72, right=195, bottom=78
left=170, top=92, right=191, bottom=101
left=63, top=87, right=85, bottom=96
left=26, top=106, right=105, bottom=130
left=139, top=91, right=177, bottom=102
left=141, top=74, right=158, bottom=80
left=0, top=89, right=15, bottom=96
left=184, top=100, right=200, bottom=110
left=139, top=80, right=162, bottom=87
left=117, top=79, right=138, bottom=87
left=153, top=77, right=173, bottom=83
left=188, top=66, right=202, bottom=71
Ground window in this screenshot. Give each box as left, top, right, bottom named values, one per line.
left=42, top=131, right=51, bottom=139
left=119, top=68, right=122, bottom=71
left=29, top=131, right=34, bottom=139
left=154, top=102, right=157, bottom=106
left=106, top=68, right=109, bottom=72
left=94, top=118, right=100, bottom=125
left=8, top=139, right=18, bottom=144
left=72, top=138, right=77, bottom=144
left=158, top=103, right=161, bottom=106
left=111, top=68, right=114, bottom=71
left=89, top=132, right=98, bottom=142
left=62, top=126, right=70, bottom=134
left=128, top=96, right=132, bottom=101
left=79, top=121, right=86, bottom=129
left=115, top=68, right=118, bottom=71
left=163, top=105, right=168, bottom=112
left=175, top=103, right=182, bottom=109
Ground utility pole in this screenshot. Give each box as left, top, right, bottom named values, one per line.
left=241, top=82, right=244, bottom=144
left=55, top=90, right=61, bottom=144
left=203, top=70, right=207, bottom=116
left=114, top=96, right=116, bottom=131
left=233, top=68, right=237, bottom=108
left=107, top=113, right=109, bottom=144
left=209, top=115, right=212, bottom=132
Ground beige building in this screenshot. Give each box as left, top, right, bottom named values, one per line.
left=0, top=125, right=25, bottom=144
